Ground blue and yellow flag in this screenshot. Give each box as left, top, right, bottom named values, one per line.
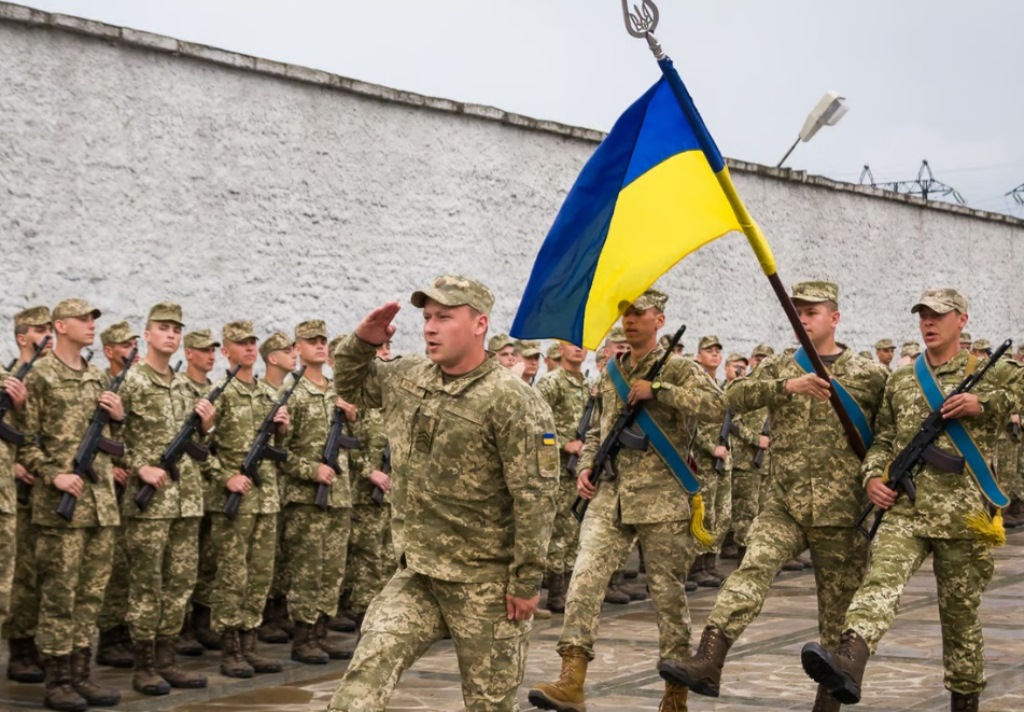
left=511, top=73, right=743, bottom=349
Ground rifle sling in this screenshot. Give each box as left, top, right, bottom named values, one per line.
left=794, top=348, right=873, bottom=451
left=921, top=444, right=965, bottom=473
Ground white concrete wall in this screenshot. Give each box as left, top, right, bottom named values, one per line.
left=1, top=8, right=1021, bottom=370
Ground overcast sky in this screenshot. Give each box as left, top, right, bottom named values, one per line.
left=19, top=0, right=1024, bottom=217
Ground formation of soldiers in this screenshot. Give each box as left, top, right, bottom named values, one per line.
left=1, top=278, right=1021, bottom=712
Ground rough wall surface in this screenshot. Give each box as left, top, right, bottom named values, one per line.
left=1, top=10, right=1021, bottom=367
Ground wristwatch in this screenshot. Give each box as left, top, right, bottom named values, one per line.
left=651, top=381, right=672, bottom=399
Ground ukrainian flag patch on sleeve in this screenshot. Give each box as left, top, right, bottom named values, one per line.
left=542, top=433, right=556, bottom=446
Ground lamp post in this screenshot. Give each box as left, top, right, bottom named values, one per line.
left=776, top=91, right=849, bottom=168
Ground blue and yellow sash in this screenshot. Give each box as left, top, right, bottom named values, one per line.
left=794, top=348, right=873, bottom=451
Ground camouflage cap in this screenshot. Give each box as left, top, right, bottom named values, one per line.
left=183, top=329, right=219, bottom=350
left=295, top=319, right=328, bottom=340
left=488, top=333, right=512, bottom=352
left=791, top=281, right=839, bottom=305
left=53, top=298, right=101, bottom=321
left=329, top=334, right=347, bottom=358
left=411, top=274, right=494, bottom=315
left=858, top=350, right=874, bottom=360
left=972, top=339, right=991, bottom=351
left=606, top=326, right=627, bottom=343
left=515, top=339, right=542, bottom=358
left=222, top=320, right=257, bottom=343
left=658, top=334, right=677, bottom=351
left=911, top=288, right=968, bottom=315
left=147, top=302, right=184, bottom=326
left=546, top=344, right=562, bottom=360
left=100, top=321, right=139, bottom=346
left=699, top=335, right=723, bottom=350
left=874, top=338, right=895, bottom=350
left=259, top=331, right=294, bottom=360
left=783, top=346, right=798, bottom=357
left=960, top=331, right=973, bottom=343
left=725, top=352, right=748, bottom=364
left=900, top=341, right=921, bottom=358
left=14, top=305, right=52, bottom=328
left=751, top=343, right=775, bottom=358
left=627, top=288, right=668, bottom=312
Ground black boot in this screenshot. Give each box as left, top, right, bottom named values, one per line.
left=951, top=690, right=979, bottom=712
left=7, top=636, right=45, bottom=683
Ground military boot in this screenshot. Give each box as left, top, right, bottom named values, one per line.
left=658, top=680, right=689, bottom=712
left=951, top=691, right=979, bottom=712
left=174, top=613, right=204, bottom=657
left=42, top=655, right=87, bottom=712
left=603, top=571, right=630, bottom=604
left=131, top=639, right=170, bottom=696
left=801, top=629, right=869, bottom=705
left=192, top=603, right=221, bottom=650
left=526, top=645, right=589, bottom=712
left=95, top=625, right=133, bottom=668
left=7, top=636, right=45, bottom=683
left=219, top=629, right=254, bottom=679
left=327, top=611, right=357, bottom=632
left=658, top=625, right=732, bottom=697
left=256, top=598, right=289, bottom=644
left=812, top=684, right=841, bottom=712
left=702, top=552, right=724, bottom=587
left=155, top=636, right=207, bottom=689
left=690, top=554, right=720, bottom=589
left=314, top=614, right=353, bottom=660
left=547, top=572, right=567, bottom=614
left=69, top=647, right=121, bottom=706
left=290, top=621, right=329, bottom=665
left=240, top=628, right=283, bottom=673
left=720, top=533, right=740, bottom=560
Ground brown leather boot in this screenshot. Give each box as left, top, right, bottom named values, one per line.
left=131, top=639, right=170, bottom=696
left=658, top=680, right=689, bottom=712
left=327, top=612, right=357, bottom=632
left=7, top=636, right=45, bottom=683
left=658, top=625, right=732, bottom=698
left=95, top=625, right=133, bottom=668
left=527, top=645, right=589, bottom=712
left=703, top=552, right=724, bottom=586
left=69, top=647, right=121, bottom=706
left=313, top=614, right=353, bottom=660
left=174, top=613, right=204, bottom=656
left=690, top=554, right=720, bottom=589
left=547, top=572, right=567, bottom=613
left=256, top=598, right=289, bottom=644
left=801, top=629, right=869, bottom=705
left=812, top=683, right=841, bottom=712
left=272, top=595, right=295, bottom=637
left=155, top=636, right=207, bottom=688
left=240, top=628, right=283, bottom=673
left=219, top=629, right=254, bottom=679
left=42, top=654, right=87, bottom=712
left=290, top=621, right=329, bottom=665
left=951, top=691, right=979, bottom=712
left=603, top=571, right=630, bottom=604
left=192, top=603, right=221, bottom=650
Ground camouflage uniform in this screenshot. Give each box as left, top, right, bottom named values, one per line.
left=693, top=392, right=732, bottom=552
left=729, top=407, right=771, bottom=546
left=329, top=275, right=558, bottom=712
left=0, top=362, right=18, bottom=628
left=558, top=311, right=725, bottom=664
left=843, top=336, right=1020, bottom=695
left=535, top=366, right=590, bottom=575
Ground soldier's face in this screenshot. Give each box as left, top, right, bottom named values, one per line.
left=697, top=346, right=722, bottom=371
left=106, top=339, right=139, bottom=370
left=376, top=342, right=392, bottom=361
left=560, top=344, right=587, bottom=367
left=298, top=337, right=328, bottom=366
left=421, top=302, right=487, bottom=368
left=604, top=342, right=629, bottom=358
left=145, top=321, right=182, bottom=357
left=16, top=324, right=53, bottom=354
left=725, top=360, right=746, bottom=381
left=749, top=354, right=765, bottom=370
left=876, top=347, right=895, bottom=366
left=56, top=315, right=95, bottom=347
left=496, top=345, right=517, bottom=369
left=185, top=347, right=216, bottom=373
left=269, top=345, right=299, bottom=372
left=522, top=355, right=540, bottom=378
left=223, top=338, right=258, bottom=368
left=794, top=302, right=839, bottom=343
left=918, top=308, right=968, bottom=351
left=621, top=307, right=664, bottom=348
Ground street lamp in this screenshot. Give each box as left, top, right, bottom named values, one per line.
left=776, top=91, right=849, bottom=168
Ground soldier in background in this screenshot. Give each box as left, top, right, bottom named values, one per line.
left=749, top=344, right=774, bottom=371
left=544, top=344, right=562, bottom=374
left=898, top=341, right=921, bottom=366
left=971, top=338, right=993, bottom=359
left=515, top=340, right=543, bottom=385
left=874, top=338, right=896, bottom=369
left=487, top=334, right=517, bottom=370
left=691, top=336, right=729, bottom=588
left=960, top=331, right=973, bottom=352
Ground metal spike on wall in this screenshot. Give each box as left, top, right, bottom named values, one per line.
left=869, top=160, right=967, bottom=204
left=1007, top=183, right=1024, bottom=206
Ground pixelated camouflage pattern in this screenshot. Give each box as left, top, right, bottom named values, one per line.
left=0, top=513, right=14, bottom=627
left=124, top=517, right=200, bottom=639
left=535, top=368, right=589, bottom=461
left=280, top=375, right=351, bottom=508
left=0, top=365, right=17, bottom=515
left=209, top=512, right=277, bottom=633
left=348, top=501, right=396, bottom=614
left=349, top=407, right=389, bottom=506
left=283, top=505, right=349, bottom=623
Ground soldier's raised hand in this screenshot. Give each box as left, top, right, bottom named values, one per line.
left=354, top=302, right=401, bottom=347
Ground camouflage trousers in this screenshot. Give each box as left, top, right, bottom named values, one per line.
left=707, top=502, right=868, bottom=650
left=124, top=517, right=200, bottom=640
left=283, top=504, right=350, bottom=624
left=845, top=516, right=994, bottom=696
left=3, top=502, right=39, bottom=639
left=191, top=512, right=218, bottom=607
left=35, top=525, right=115, bottom=656
left=328, top=568, right=531, bottom=712
left=558, top=513, right=699, bottom=662
left=0, top=513, right=15, bottom=627
left=348, top=503, right=397, bottom=615
left=998, top=438, right=1022, bottom=499
left=546, top=476, right=581, bottom=575
left=96, top=524, right=129, bottom=633
left=269, top=510, right=289, bottom=600
left=209, top=512, right=277, bottom=633
left=730, top=465, right=765, bottom=546
left=705, top=467, right=733, bottom=551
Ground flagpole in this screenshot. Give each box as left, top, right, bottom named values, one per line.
left=620, top=1, right=867, bottom=459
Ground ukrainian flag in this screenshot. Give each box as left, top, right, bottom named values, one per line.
left=512, top=71, right=743, bottom=350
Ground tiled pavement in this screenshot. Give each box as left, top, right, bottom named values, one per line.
left=3, top=534, right=1024, bottom=711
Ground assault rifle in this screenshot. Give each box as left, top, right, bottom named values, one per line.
left=566, top=390, right=597, bottom=477
left=371, top=443, right=391, bottom=506
left=57, top=347, right=138, bottom=522
left=133, top=365, right=241, bottom=511
left=855, top=339, right=1012, bottom=540
left=753, top=417, right=771, bottom=469
left=223, top=365, right=305, bottom=520
left=713, top=409, right=733, bottom=475
left=4, top=357, right=16, bottom=371
left=571, top=324, right=686, bottom=521
left=1, top=337, right=52, bottom=506
left=316, top=405, right=361, bottom=511
left=1011, top=418, right=1021, bottom=441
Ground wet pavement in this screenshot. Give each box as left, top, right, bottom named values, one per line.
left=3, top=532, right=1024, bottom=711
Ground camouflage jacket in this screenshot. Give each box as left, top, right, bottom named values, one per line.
left=865, top=352, right=1019, bottom=538
left=22, top=355, right=121, bottom=528
left=579, top=348, right=725, bottom=525
left=0, top=364, right=17, bottom=515
left=730, top=407, right=770, bottom=472
left=536, top=367, right=590, bottom=476
left=693, top=374, right=731, bottom=481
left=207, top=375, right=282, bottom=516
left=726, top=348, right=888, bottom=527
left=279, top=374, right=351, bottom=509
left=349, top=406, right=389, bottom=506
left=334, top=335, right=558, bottom=598
left=119, top=364, right=206, bottom=520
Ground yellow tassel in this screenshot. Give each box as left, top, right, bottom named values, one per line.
left=965, top=509, right=1006, bottom=547
left=689, top=494, right=715, bottom=548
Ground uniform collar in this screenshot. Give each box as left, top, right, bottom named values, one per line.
left=424, top=354, right=501, bottom=395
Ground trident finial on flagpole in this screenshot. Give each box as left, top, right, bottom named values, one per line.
left=620, top=0, right=665, bottom=59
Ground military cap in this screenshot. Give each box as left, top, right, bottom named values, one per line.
left=627, top=288, right=668, bottom=312
left=874, top=338, right=895, bottom=350
left=488, top=333, right=512, bottom=352
left=606, top=326, right=627, bottom=343
left=911, top=288, right=968, bottom=315
left=516, top=340, right=542, bottom=358
left=100, top=321, right=139, bottom=347
left=411, top=274, right=494, bottom=315
left=53, top=298, right=101, bottom=321
left=699, top=335, right=723, bottom=350
left=259, top=331, right=294, bottom=360
left=725, top=352, right=748, bottom=364
left=147, top=302, right=184, bottom=326
left=222, top=320, right=257, bottom=343
left=751, top=343, right=774, bottom=358
left=791, top=281, right=839, bottom=305
left=14, top=305, right=51, bottom=328
left=900, top=341, right=921, bottom=358
left=183, top=329, right=219, bottom=349
left=960, top=332, right=973, bottom=343
left=295, top=319, right=328, bottom=340
left=859, top=350, right=874, bottom=360
left=329, top=334, right=347, bottom=358
left=783, top=346, right=798, bottom=357
left=972, top=339, right=991, bottom=352
left=546, top=344, right=562, bottom=361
